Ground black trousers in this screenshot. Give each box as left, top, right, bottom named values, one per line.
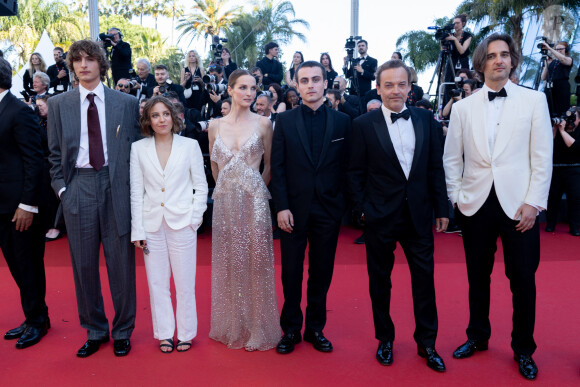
left=365, top=205, right=438, bottom=347
left=546, top=166, right=580, bottom=230
left=279, top=200, right=341, bottom=334
left=458, top=187, right=540, bottom=355
left=0, top=212, right=48, bottom=327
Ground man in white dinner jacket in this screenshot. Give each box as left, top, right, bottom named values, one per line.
left=443, top=33, right=552, bottom=381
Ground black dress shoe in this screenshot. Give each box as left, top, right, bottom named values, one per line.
left=418, top=346, right=446, bottom=372
left=376, top=341, right=393, bottom=365
left=569, top=227, right=580, bottom=237
left=77, top=337, right=109, bottom=358
left=114, top=339, right=131, bottom=356
left=303, top=330, right=333, bottom=352
left=15, top=321, right=49, bottom=349
left=354, top=233, right=365, bottom=244
left=276, top=332, right=302, bottom=354
left=545, top=224, right=555, bottom=232
left=514, top=354, right=537, bottom=380
left=452, top=339, right=489, bottom=359
left=4, top=322, right=27, bottom=340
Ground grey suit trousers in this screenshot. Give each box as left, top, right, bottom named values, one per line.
left=62, top=167, right=136, bottom=340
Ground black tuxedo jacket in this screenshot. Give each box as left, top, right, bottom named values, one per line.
left=271, top=105, right=351, bottom=228
left=0, top=92, right=44, bottom=214
left=344, top=56, right=378, bottom=96
left=110, top=41, right=132, bottom=83
left=347, top=107, right=448, bottom=236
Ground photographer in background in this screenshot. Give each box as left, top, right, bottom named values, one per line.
left=115, top=78, right=132, bottom=94
left=220, top=48, right=237, bottom=79
left=256, top=41, right=283, bottom=88
left=46, top=48, right=69, bottom=94
left=24, top=72, right=50, bottom=107
left=152, top=64, right=186, bottom=105
left=101, top=28, right=132, bottom=85
left=250, top=67, right=264, bottom=91
left=441, top=79, right=475, bottom=119
left=541, top=41, right=573, bottom=116
left=545, top=108, right=580, bottom=236
left=443, top=14, right=472, bottom=69
left=342, top=39, right=377, bottom=97
left=333, top=76, right=361, bottom=119
left=131, top=58, right=156, bottom=100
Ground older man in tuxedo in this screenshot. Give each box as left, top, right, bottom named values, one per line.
left=443, top=33, right=552, bottom=380
left=348, top=59, right=448, bottom=372
left=48, top=39, right=141, bottom=358
left=0, top=58, right=50, bottom=349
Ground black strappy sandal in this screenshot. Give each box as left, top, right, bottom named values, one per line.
left=176, top=340, right=192, bottom=352
left=159, top=338, right=174, bottom=353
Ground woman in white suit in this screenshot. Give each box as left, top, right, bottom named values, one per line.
left=130, top=96, right=208, bottom=353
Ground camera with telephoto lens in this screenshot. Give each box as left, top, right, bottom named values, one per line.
left=203, top=74, right=227, bottom=94
left=196, top=120, right=211, bottom=132
left=448, top=77, right=465, bottom=99
left=551, top=107, right=578, bottom=128
left=333, top=80, right=340, bottom=90
left=344, top=36, right=362, bottom=63
left=99, top=32, right=114, bottom=48
left=260, top=90, right=273, bottom=98
left=537, top=36, right=554, bottom=56
left=210, top=35, right=228, bottom=61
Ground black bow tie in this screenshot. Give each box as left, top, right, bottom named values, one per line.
left=488, top=88, right=507, bottom=101
left=391, top=110, right=410, bottom=123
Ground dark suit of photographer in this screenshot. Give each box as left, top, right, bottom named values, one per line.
left=342, top=40, right=377, bottom=97
left=332, top=76, right=361, bottom=119
left=541, top=41, right=573, bottom=117
left=46, top=48, right=69, bottom=94
left=546, top=110, right=580, bottom=236
left=130, top=59, right=156, bottom=100
left=105, top=28, right=132, bottom=85
left=152, top=64, right=186, bottom=106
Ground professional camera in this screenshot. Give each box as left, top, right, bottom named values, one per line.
left=99, top=32, right=114, bottom=48
left=196, top=120, right=211, bottom=132
left=210, top=35, right=228, bottom=62
left=202, top=74, right=227, bottom=94
left=537, top=36, right=554, bottom=56
left=344, top=35, right=362, bottom=62
left=332, top=80, right=340, bottom=90
left=20, top=90, right=31, bottom=102
left=433, top=23, right=455, bottom=41
left=158, top=85, right=167, bottom=94
left=448, top=77, right=465, bottom=99
left=552, top=107, right=578, bottom=128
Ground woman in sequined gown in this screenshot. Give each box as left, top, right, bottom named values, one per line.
left=208, top=69, right=280, bottom=351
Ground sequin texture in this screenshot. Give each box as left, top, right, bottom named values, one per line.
left=209, top=130, right=280, bottom=351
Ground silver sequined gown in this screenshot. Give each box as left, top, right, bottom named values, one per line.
left=209, top=130, right=280, bottom=351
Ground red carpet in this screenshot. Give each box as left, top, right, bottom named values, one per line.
left=1, top=226, right=579, bottom=386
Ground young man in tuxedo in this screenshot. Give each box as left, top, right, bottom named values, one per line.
left=48, top=39, right=141, bottom=358
left=348, top=59, right=449, bottom=372
left=443, top=33, right=552, bottom=380
left=0, top=57, right=50, bottom=350
left=271, top=61, right=351, bottom=354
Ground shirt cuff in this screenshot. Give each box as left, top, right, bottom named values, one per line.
left=18, top=203, right=38, bottom=213
left=58, top=187, right=66, bottom=198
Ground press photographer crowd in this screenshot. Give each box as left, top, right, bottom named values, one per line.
left=1, top=11, right=579, bottom=381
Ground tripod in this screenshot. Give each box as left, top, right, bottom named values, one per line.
left=532, top=54, right=548, bottom=91
left=427, top=42, right=457, bottom=111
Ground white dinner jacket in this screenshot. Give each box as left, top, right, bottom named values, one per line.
left=130, top=134, right=208, bottom=241
left=443, top=81, right=553, bottom=219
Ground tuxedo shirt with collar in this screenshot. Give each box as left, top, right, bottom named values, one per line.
left=77, top=82, right=108, bottom=168
left=381, top=104, right=415, bottom=179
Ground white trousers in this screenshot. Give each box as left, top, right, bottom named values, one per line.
left=144, top=219, right=197, bottom=341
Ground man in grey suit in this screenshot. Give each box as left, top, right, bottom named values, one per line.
left=48, top=39, right=141, bottom=357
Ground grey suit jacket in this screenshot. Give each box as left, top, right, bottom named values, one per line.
left=47, top=85, right=141, bottom=236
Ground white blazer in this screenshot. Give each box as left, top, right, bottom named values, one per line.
left=443, top=81, right=553, bottom=219
left=130, top=135, right=208, bottom=242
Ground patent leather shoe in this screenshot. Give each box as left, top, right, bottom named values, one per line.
left=114, top=339, right=131, bottom=356
left=514, top=354, right=537, bottom=380
left=452, top=339, right=488, bottom=359
left=418, top=345, right=446, bottom=372
left=15, top=321, right=50, bottom=349
left=4, top=322, right=27, bottom=340
left=376, top=341, right=393, bottom=365
left=303, top=330, right=333, bottom=352
left=276, top=332, right=302, bottom=354
left=77, top=337, right=109, bottom=358
left=569, top=227, right=580, bottom=237
left=544, top=224, right=555, bottom=232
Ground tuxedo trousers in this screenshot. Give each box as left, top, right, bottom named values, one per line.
left=144, top=219, right=198, bottom=341
left=365, top=205, right=438, bottom=347
left=546, top=166, right=580, bottom=230
left=0, top=213, right=48, bottom=327
left=62, top=167, right=136, bottom=340
left=458, top=186, right=540, bottom=355
left=279, top=200, right=341, bottom=334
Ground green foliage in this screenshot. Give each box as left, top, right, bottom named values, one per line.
left=395, top=17, right=451, bottom=72
left=177, top=0, right=242, bottom=46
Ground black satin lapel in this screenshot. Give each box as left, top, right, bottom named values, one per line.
left=372, top=112, right=405, bottom=178
left=295, top=109, right=313, bottom=165
left=317, top=106, right=334, bottom=169
left=409, top=108, right=424, bottom=175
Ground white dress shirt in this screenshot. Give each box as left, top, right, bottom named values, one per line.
left=0, top=89, right=38, bottom=213
left=76, top=82, right=108, bottom=168
left=482, top=81, right=510, bottom=156
left=381, top=104, right=415, bottom=179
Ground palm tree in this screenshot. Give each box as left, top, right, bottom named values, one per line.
left=395, top=18, right=452, bottom=72
left=251, top=0, right=309, bottom=46
left=224, top=13, right=261, bottom=68
left=177, top=0, right=242, bottom=46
